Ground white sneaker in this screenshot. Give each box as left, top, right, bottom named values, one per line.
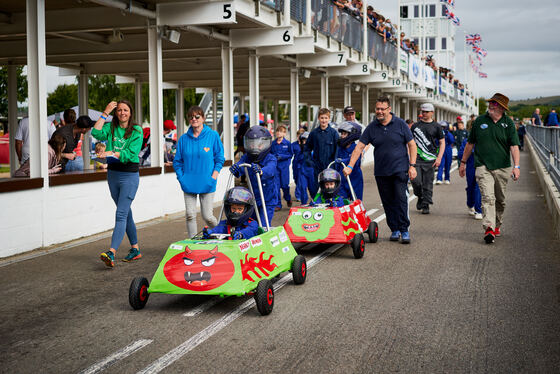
left=444, top=180, right=450, bottom=185
left=474, top=213, right=483, bottom=220
left=468, top=207, right=476, bottom=215
left=435, top=180, right=442, bottom=185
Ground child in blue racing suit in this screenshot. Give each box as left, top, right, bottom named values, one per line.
left=436, top=121, right=455, bottom=184
left=230, top=126, right=279, bottom=225
left=335, top=121, right=364, bottom=201
left=310, top=168, right=345, bottom=207
left=271, top=125, right=293, bottom=210
left=203, top=186, right=259, bottom=240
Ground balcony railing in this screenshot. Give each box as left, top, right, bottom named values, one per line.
left=527, top=124, right=560, bottom=189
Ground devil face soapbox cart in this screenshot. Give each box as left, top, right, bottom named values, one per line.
left=283, top=161, right=378, bottom=259
left=129, top=164, right=307, bottom=316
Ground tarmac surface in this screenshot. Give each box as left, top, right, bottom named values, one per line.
left=1, top=150, right=559, bottom=374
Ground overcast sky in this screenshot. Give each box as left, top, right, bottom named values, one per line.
left=46, top=0, right=560, bottom=101
left=376, top=0, right=560, bottom=100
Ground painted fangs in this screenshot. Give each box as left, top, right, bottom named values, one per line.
left=302, top=223, right=320, bottom=232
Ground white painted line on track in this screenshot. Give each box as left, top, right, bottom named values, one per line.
left=79, top=339, right=153, bottom=374
left=139, top=244, right=343, bottom=374
left=366, top=208, right=379, bottom=216
left=183, top=297, right=224, bottom=317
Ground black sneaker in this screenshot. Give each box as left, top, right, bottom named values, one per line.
left=416, top=199, right=423, bottom=211
left=421, top=207, right=430, bottom=214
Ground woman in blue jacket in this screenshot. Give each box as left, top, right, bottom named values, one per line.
left=174, top=106, right=225, bottom=238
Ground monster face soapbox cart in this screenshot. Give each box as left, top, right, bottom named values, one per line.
left=283, top=161, right=378, bottom=259
left=129, top=164, right=307, bottom=316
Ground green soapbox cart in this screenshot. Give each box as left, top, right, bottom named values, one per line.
left=128, top=164, right=307, bottom=315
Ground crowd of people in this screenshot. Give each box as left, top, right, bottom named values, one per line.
left=8, top=92, right=521, bottom=264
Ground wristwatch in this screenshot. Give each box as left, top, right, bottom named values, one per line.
left=409, top=163, right=416, bottom=167
left=460, top=160, right=466, bottom=164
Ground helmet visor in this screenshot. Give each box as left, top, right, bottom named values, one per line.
left=244, top=137, right=271, bottom=155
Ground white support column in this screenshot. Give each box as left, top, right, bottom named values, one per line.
left=273, top=99, right=279, bottom=128
left=394, top=95, right=400, bottom=118
left=148, top=25, right=163, bottom=169
left=135, top=79, right=143, bottom=125
left=344, top=81, right=351, bottom=108
left=321, top=74, right=329, bottom=108
left=240, top=95, right=246, bottom=116
left=248, top=52, right=260, bottom=129
left=263, top=99, right=268, bottom=130
left=221, top=43, right=234, bottom=161
left=8, top=64, right=18, bottom=176
left=78, top=73, right=92, bottom=169
left=305, top=0, right=312, bottom=35
left=176, top=85, right=185, bottom=137
left=290, top=67, right=299, bottom=141
left=212, top=89, right=218, bottom=130
left=283, top=0, right=291, bottom=26
left=361, top=85, right=369, bottom=125
left=404, top=98, right=410, bottom=121
left=26, top=0, right=48, bottom=180
left=411, top=101, right=418, bottom=120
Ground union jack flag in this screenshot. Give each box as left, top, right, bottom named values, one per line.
left=440, top=0, right=455, bottom=7
left=444, top=7, right=460, bottom=26
left=465, top=34, right=481, bottom=45
left=479, top=72, right=488, bottom=78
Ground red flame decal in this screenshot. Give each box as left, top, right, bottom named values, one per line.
left=240, top=252, right=278, bottom=282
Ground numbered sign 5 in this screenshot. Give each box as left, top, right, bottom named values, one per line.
left=158, top=1, right=236, bottom=26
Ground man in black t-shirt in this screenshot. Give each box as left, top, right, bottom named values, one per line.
left=410, top=103, right=445, bottom=214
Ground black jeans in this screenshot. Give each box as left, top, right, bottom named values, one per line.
left=411, top=162, right=434, bottom=209
left=375, top=172, right=410, bottom=232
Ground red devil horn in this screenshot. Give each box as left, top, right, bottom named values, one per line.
left=210, top=246, right=218, bottom=255
left=184, top=245, right=193, bottom=255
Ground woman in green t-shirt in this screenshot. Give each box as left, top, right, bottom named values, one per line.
left=91, top=100, right=143, bottom=268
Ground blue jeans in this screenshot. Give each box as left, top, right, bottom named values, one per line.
left=65, top=156, right=83, bottom=171
left=107, top=170, right=139, bottom=250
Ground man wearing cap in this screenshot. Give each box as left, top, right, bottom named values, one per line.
left=410, top=103, right=445, bottom=214
left=459, top=93, right=520, bottom=244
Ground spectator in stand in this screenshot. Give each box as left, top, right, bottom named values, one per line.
left=14, top=134, right=65, bottom=177
left=235, top=114, right=250, bottom=157
left=366, top=6, right=378, bottom=28
left=385, top=19, right=397, bottom=43
left=14, top=116, right=57, bottom=166
left=52, top=112, right=94, bottom=172
left=544, top=109, right=559, bottom=126
left=402, top=38, right=412, bottom=53
left=531, top=108, right=542, bottom=126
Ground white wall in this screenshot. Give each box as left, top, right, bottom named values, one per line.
left=0, top=170, right=234, bottom=258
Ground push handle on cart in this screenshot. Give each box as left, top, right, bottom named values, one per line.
left=328, top=159, right=357, bottom=202
left=238, top=163, right=270, bottom=231
left=216, top=172, right=235, bottom=226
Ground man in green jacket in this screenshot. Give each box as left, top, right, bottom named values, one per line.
left=459, top=93, right=520, bottom=244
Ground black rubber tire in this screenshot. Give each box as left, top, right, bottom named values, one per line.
left=129, top=276, right=150, bottom=310
left=351, top=233, right=365, bottom=259
left=254, top=279, right=274, bottom=316
left=368, top=221, right=379, bottom=243
left=291, top=255, right=307, bottom=285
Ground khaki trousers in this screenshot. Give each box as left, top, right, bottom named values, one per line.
left=475, top=166, right=510, bottom=230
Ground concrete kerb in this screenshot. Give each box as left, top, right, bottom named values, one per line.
left=526, top=135, right=560, bottom=239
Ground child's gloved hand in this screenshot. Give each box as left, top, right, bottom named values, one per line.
left=232, top=231, right=243, bottom=240
left=202, top=226, right=210, bottom=239
left=251, top=163, right=262, bottom=175
left=229, top=164, right=241, bottom=177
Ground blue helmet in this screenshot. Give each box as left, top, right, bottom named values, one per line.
left=318, top=168, right=341, bottom=199
left=243, top=125, right=272, bottom=161
left=224, top=186, right=255, bottom=227
left=337, top=121, right=362, bottom=148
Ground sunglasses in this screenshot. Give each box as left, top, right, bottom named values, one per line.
left=188, top=114, right=202, bottom=120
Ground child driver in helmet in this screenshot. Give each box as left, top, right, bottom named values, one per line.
left=310, top=168, right=345, bottom=208
left=203, top=186, right=259, bottom=240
